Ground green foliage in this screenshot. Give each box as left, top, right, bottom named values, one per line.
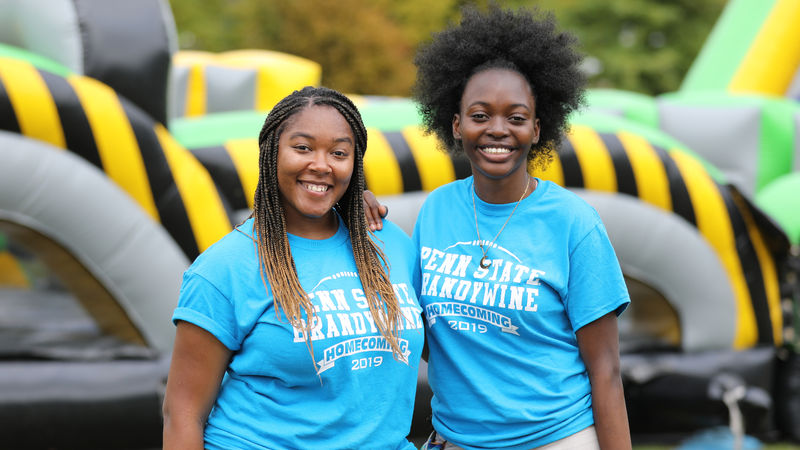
left=260, top=0, right=418, bottom=96
left=168, top=0, right=727, bottom=96
left=524, top=0, right=728, bottom=95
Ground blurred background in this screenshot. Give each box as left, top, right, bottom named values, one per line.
left=168, top=0, right=726, bottom=97
left=2, top=0, right=800, bottom=449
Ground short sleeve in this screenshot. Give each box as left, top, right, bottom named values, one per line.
left=379, top=220, right=422, bottom=298
left=410, top=243, right=421, bottom=298
left=565, top=223, right=630, bottom=332
left=172, top=270, right=242, bottom=351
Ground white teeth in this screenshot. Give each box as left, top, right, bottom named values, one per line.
left=303, top=182, right=328, bottom=193
left=483, top=147, right=512, bottom=154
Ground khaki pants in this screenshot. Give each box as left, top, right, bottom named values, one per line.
left=424, top=425, right=600, bottom=450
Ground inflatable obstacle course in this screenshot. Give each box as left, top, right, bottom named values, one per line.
left=682, top=0, right=800, bottom=98
left=170, top=49, right=321, bottom=119
left=539, top=113, right=785, bottom=350
left=0, top=0, right=798, bottom=445
left=0, top=54, right=232, bottom=259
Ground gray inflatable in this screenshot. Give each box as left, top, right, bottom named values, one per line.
left=0, top=131, right=188, bottom=354
left=574, top=189, right=737, bottom=351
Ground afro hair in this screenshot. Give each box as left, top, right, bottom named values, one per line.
left=413, top=5, right=586, bottom=164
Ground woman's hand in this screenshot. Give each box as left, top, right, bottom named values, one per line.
left=363, top=190, right=388, bottom=231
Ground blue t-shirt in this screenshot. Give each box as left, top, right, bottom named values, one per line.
left=413, top=177, right=629, bottom=450
left=173, top=217, right=424, bottom=450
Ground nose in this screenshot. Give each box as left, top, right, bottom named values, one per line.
left=486, top=116, right=508, bottom=138
left=308, top=150, right=332, bottom=174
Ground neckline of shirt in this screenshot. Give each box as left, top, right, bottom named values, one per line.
left=238, top=215, right=350, bottom=251
left=286, top=213, right=350, bottom=250
left=468, top=176, right=546, bottom=217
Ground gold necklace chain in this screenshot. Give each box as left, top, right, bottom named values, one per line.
left=471, top=177, right=530, bottom=269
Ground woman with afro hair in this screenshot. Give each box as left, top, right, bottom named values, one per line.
left=367, top=5, right=631, bottom=450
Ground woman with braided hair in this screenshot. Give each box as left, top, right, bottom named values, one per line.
left=366, top=5, right=631, bottom=450
left=163, top=86, right=424, bottom=449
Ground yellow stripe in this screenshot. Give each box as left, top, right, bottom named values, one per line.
left=402, top=126, right=455, bottom=191
left=0, top=58, right=65, bottom=148
left=616, top=131, right=672, bottom=211
left=735, top=196, right=783, bottom=345
left=254, top=69, right=275, bottom=111
left=185, top=64, right=207, bottom=117
left=68, top=75, right=159, bottom=220
left=530, top=147, right=564, bottom=186
left=253, top=66, right=321, bottom=112
left=154, top=125, right=231, bottom=252
left=0, top=251, right=29, bottom=288
left=174, top=50, right=321, bottom=113
left=671, top=150, right=757, bottom=348
left=364, top=129, right=403, bottom=195
left=730, top=0, right=800, bottom=95
left=224, top=138, right=260, bottom=209
left=219, top=50, right=321, bottom=110
left=567, top=125, right=617, bottom=192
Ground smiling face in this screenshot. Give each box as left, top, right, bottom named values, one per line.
left=453, top=68, right=540, bottom=189
left=277, top=104, right=355, bottom=238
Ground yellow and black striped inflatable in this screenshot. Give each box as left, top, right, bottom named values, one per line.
left=545, top=118, right=784, bottom=349
left=0, top=57, right=231, bottom=259
left=0, top=50, right=787, bottom=351
left=181, top=113, right=785, bottom=350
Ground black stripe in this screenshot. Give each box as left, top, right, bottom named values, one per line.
left=558, top=138, right=584, bottom=188
left=653, top=145, right=697, bottom=227
left=121, top=99, right=202, bottom=259
left=38, top=70, right=103, bottom=168
left=75, top=0, right=171, bottom=124
left=723, top=189, right=774, bottom=344
left=0, top=76, right=21, bottom=134
left=383, top=131, right=422, bottom=192
left=191, top=146, right=248, bottom=211
left=600, top=133, right=638, bottom=197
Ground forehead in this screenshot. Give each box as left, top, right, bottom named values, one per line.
left=281, top=104, right=354, bottom=139
left=461, top=69, right=535, bottom=108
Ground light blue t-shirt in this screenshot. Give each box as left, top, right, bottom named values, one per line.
left=173, top=217, right=424, bottom=450
left=413, top=177, right=629, bottom=450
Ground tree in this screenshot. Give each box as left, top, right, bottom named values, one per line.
left=168, top=0, right=727, bottom=96
left=513, top=0, right=727, bottom=95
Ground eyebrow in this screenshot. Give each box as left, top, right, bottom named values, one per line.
left=289, top=132, right=354, bottom=145
left=467, top=101, right=532, bottom=111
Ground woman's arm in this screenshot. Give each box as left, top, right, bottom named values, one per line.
left=576, top=312, right=631, bottom=450
left=162, top=321, right=232, bottom=450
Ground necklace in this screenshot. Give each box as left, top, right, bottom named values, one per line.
left=472, top=177, right=530, bottom=269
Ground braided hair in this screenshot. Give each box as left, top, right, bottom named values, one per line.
left=251, top=86, right=405, bottom=366
left=413, top=5, right=586, bottom=167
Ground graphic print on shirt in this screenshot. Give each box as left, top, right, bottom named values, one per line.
left=291, top=270, right=424, bottom=373
left=420, top=241, right=545, bottom=337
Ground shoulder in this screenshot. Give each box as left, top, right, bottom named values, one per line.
left=374, top=219, right=410, bottom=240
left=186, top=219, right=258, bottom=279
left=427, top=178, right=467, bottom=200
left=373, top=219, right=414, bottom=253
left=534, top=181, right=608, bottom=249
left=539, top=180, right=602, bottom=223
left=419, top=178, right=468, bottom=215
